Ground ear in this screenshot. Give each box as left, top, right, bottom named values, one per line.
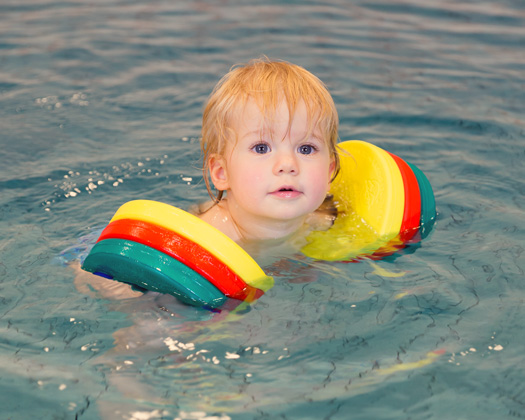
left=209, top=154, right=229, bottom=191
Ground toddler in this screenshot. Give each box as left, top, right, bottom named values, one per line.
left=74, top=58, right=341, bottom=299
left=195, top=57, right=340, bottom=249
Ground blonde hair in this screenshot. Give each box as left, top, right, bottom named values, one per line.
left=201, top=57, right=340, bottom=202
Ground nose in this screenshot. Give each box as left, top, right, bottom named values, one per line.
left=274, top=150, right=298, bottom=175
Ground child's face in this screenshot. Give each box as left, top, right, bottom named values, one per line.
left=210, top=98, right=335, bottom=227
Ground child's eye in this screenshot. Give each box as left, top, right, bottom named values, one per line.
left=298, top=144, right=317, bottom=155
left=252, top=143, right=271, bottom=154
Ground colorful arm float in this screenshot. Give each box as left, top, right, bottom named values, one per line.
left=302, top=140, right=436, bottom=261
left=81, top=200, right=274, bottom=308
left=81, top=140, right=435, bottom=307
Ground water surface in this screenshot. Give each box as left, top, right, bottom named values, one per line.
left=1, top=1, right=524, bottom=419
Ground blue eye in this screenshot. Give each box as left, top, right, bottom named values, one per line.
left=253, top=143, right=270, bottom=154
left=298, top=144, right=316, bottom=155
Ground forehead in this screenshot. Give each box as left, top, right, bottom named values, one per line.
left=231, top=96, right=322, bottom=136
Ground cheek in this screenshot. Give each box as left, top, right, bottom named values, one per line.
left=306, top=162, right=332, bottom=194
left=229, top=161, right=265, bottom=192
left=242, top=164, right=263, bottom=179
left=309, top=159, right=331, bottom=178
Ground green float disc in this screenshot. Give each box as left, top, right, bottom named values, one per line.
left=407, top=162, right=436, bottom=239
left=82, top=238, right=227, bottom=308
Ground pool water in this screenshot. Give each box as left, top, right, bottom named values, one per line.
left=1, top=1, right=525, bottom=419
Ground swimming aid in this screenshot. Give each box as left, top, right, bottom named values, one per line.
left=301, top=140, right=436, bottom=261
left=81, top=140, right=435, bottom=307
left=82, top=201, right=273, bottom=308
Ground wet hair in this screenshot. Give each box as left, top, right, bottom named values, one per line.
left=201, top=57, right=340, bottom=202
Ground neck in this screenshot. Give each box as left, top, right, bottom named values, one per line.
left=225, top=199, right=307, bottom=243
left=196, top=198, right=312, bottom=266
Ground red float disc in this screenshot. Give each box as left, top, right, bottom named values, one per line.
left=97, top=218, right=264, bottom=302
left=388, top=152, right=421, bottom=242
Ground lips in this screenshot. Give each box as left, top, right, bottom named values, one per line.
left=270, top=186, right=302, bottom=199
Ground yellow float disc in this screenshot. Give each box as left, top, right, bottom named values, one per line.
left=110, top=200, right=273, bottom=292
left=302, top=140, right=405, bottom=261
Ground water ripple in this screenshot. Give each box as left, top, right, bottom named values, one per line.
left=1, top=0, right=525, bottom=418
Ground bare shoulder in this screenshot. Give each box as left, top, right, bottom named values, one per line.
left=192, top=200, right=223, bottom=225
left=192, top=200, right=241, bottom=242
left=188, top=200, right=215, bottom=216
left=306, top=194, right=338, bottom=231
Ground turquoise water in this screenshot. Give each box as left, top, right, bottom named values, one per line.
left=1, top=0, right=525, bottom=419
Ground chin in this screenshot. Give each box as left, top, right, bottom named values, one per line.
left=267, top=210, right=310, bottom=222
left=257, top=202, right=318, bottom=222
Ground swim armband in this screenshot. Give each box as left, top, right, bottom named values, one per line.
left=301, top=141, right=436, bottom=261
left=82, top=200, right=273, bottom=308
